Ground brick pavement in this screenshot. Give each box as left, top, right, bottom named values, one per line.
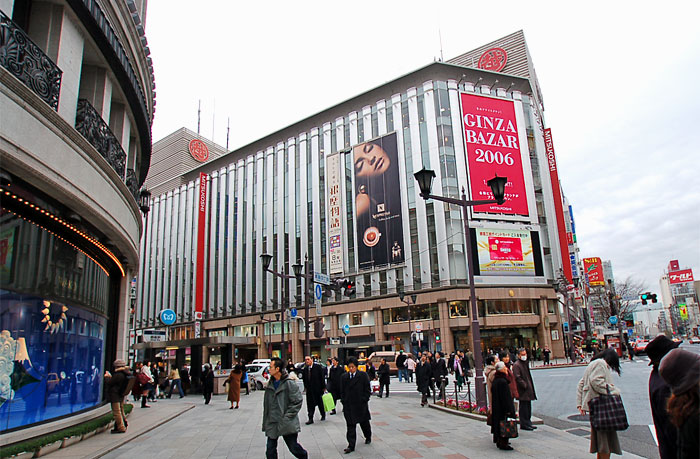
left=94, top=391, right=645, bottom=459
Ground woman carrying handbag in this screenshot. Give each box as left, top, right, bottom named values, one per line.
left=577, top=349, right=626, bottom=458
left=491, top=361, right=517, bottom=450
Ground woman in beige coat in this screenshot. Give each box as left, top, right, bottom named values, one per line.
left=577, top=348, right=623, bottom=458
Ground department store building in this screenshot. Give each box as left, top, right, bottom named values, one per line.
left=135, top=31, right=570, bottom=370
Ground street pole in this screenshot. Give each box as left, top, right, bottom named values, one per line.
left=460, top=188, right=487, bottom=409
left=280, top=299, right=286, bottom=362
left=304, top=254, right=310, bottom=357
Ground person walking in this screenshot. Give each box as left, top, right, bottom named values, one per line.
left=491, top=362, right=517, bottom=450
left=377, top=358, right=390, bottom=398
left=396, top=350, right=408, bottom=383
left=223, top=364, right=242, bottom=409
left=340, top=357, right=372, bottom=454
left=513, top=348, right=537, bottom=430
left=453, top=351, right=465, bottom=391
left=180, top=364, right=190, bottom=395
left=241, top=360, right=250, bottom=395
left=327, top=357, right=345, bottom=415
left=435, top=352, right=448, bottom=398
left=415, top=353, right=432, bottom=407
left=302, top=356, right=326, bottom=424
left=201, top=363, right=214, bottom=405
left=406, top=354, right=416, bottom=383
left=484, top=354, right=498, bottom=409
left=645, top=335, right=680, bottom=459
left=543, top=346, right=551, bottom=366
left=659, top=348, right=700, bottom=459
left=167, top=365, right=185, bottom=398
left=135, top=362, right=152, bottom=408
left=104, top=359, right=131, bottom=433
left=263, top=358, right=308, bottom=459
left=577, top=349, right=623, bottom=458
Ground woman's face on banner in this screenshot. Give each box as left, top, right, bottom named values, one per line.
left=355, top=142, right=390, bottom=177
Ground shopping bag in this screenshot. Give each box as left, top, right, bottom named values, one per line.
left=499, top=418, right=518, bottom=438
left=370, top=380, right=380, bottom=393
left=322, top=392, right=335, bottom=412
left=588, top=385, right=629, bottom=431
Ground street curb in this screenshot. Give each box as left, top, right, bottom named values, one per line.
left=429, top=403, right=544, bottom=425
left=531, top=364, right=587, bottom=370
left=91, top=403, right=196, bottom=458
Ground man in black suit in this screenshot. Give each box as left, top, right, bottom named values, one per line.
left=327, top=357, right=345, bottom=415
left=340, top=357, right=371, bottom=454
left=302, top=355, right=325, bottom=424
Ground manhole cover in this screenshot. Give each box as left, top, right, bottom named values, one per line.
left=567, top=428, right=591, bottom=437
left=567, top=414, right=590, bottom=422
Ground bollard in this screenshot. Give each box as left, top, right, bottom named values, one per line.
left=466, top=379, right=472, bottom=412
left=442, top=377, right=447, bottom=408
left=454, top=381, right=459, bottom=410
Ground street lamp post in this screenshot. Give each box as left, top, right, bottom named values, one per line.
left=131, top=188, right=151, bottom=366
left=413, top=168, right=507, bottom=410
left=398, top=291, right=418, bottom=354
left=555, top=272, right=576, bottom=363
left=260, top=253, right=296, bottom=362
left=292, top=255, right=312, bottom=358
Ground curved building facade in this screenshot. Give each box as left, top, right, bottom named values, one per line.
left=0, top=0, right=155, bottom=433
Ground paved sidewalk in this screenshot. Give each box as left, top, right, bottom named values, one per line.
left=98, top=391, right=644, bottom=459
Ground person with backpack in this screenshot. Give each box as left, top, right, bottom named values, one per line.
left=104, top=359, right=132, bottom=433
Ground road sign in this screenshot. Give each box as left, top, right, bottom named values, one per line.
left=628, top=329, right=634, bottom=336
left=290, top=308, right=297, bottom=318
left=313, top=271, right=330, bottom=285
left=609, top=315, right=618, bottom=325
left=159, top=309, right=176, bottom=325
left=343, top=324, right=350, bottom=335
left=330, top=337, right=341, bottom=345
left=415, top=322, right=423, bottom=333
left=315, top=284, right=323, bottom=300
left=563, top=322, right=570, bottom=333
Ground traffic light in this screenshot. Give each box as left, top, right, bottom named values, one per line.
left=641, top=292, right=658, bottom=305
left=650, top=293, right=658, bottom=303
left=331, top=278, right=356, bottom=297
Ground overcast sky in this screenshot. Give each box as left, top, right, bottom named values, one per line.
left=145, top=0, right=700, bottom=293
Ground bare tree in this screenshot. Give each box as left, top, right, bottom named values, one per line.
left=603, top=276, right=648, bottom=321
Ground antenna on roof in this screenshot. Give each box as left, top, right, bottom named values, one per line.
left=212, top=99, right=216, bottom=144
left=439, top=28, right=444, bottom=62
left=197, top=100, right=201, bottom=135
left=226, top=117, right=230, bottom=150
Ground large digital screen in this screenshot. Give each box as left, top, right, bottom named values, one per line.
left=475, top=228, right=536, bottom=276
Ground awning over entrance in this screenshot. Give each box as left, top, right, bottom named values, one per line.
left=133, top=335, right=256, bottom=350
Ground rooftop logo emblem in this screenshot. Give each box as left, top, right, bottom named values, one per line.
left=189, top=139, right=209, bottom=162
left=478, top=47, right=508, bottom=72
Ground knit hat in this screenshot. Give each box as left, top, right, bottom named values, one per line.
left=645, top=335, right=680, bottom=366
left=659, top=348, right=700, bottom=395
left=495, top=361, right=506, bottom=371
left=113, top=359, right=127, bottom=368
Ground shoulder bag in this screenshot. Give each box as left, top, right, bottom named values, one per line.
left=588, top=384, right=629, bottom=431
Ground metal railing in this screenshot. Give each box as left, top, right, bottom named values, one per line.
left=0, top=11, right=62, bottom=110
left=125, top=168, right=139, bottom=201
left=434, top=377, right=484, bottom=414
left=75, top=98, right=126, bottom=178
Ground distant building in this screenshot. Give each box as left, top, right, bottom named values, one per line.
left=659, top=260, right=698, bottom=336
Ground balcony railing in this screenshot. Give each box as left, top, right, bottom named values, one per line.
left=0, top=12, right=62, bottom=110
left=125, top=168, right=139, bottom=201
left=75, top=98, right=126, bottom=178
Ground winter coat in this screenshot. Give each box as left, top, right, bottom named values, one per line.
left=201, top=368, right=214, bottom=395
left=576, top=358, right=620, bottom=412
left=649, top=367, right=676, bottom=459
left=504, top=363, right=519, bottom=399
left=105, top=367, right=131, bottom=403
left=378, top=363, right=391, bottom=385
left=484, top=364, right=496, bottom=407
left=302, top=363, right=325, bottom=396
left=327, top=365, right=345, bottom=396
left=225, top=370, right=242, bottom=402
left=677, top=409, right=699, bottom=459
left=491, top=371, right=516, bottom=436
left=262, top=375, right=303, bottom=439
left=435, top=358, right=448, bottom=378
left=396, top=353, right=407, bottom=370
left=340, top=370, right=371, bottom=424
left=512, top=359, right=537, bottom=401
left=367, top=364, right=376, bottom=381
left=415, top=360, right=432, bottom=393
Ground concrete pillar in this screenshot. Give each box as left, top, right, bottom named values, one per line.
left=109, top=102, right=131, bottom=156
left=78, top=65, right=113, bottom=121
left=257, top=322, right=266, bottom=358
left=291, top=320, right=302, bottom=363
left=373, top=307, right=385, bottom=342
left=437, top=299, right=454, bottom=355
left=537, top=298, right=552, bottom=350
left=115, top=270, right=133, bottom=361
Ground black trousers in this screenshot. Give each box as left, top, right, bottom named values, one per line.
left=203, top=391, right=212, bottom=404
left=519, top=400, right=532, bottom=428
left=346, top=419, right=371, bottom=448
left=378, top=382, right=389, bottom=397
left=266, top=434, right=308, bottom=459
left=306, top=392, right=325, bottom=420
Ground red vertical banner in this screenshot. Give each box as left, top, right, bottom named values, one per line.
left=544, top=128, right=572, bottom=283
left=195, top=172, right=208, bottom=318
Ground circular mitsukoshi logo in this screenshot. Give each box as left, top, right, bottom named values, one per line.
left=189, top=139, right=209, bottom=162
left=478, top=47, right=508, bottom=72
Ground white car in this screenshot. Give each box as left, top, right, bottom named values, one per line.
left=251, top=358, right=271, bottom=366
left=689, top=336, right=700, bottom=344
left=246, top=364, right=270, bottom=390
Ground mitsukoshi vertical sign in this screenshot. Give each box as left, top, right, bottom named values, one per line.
left=460, top=93, right=528, bottom=216
left=195, top=172, right=207, bottom=329
left=544, top=128, right=573, bottom=283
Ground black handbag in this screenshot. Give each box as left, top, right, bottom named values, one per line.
left=588, top=384, right=629, bottom=431
left=499, top=418, right=518, bottom=438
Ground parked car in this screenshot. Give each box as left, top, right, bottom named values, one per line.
left=689, top=336, right=700, bottom=344
left=251, top=358, right=271, bottom=366
left=366, top=351, right=416, bottom=376
left=246, top=364, right=270, bottom=390
left=634, top=339, right=650, bottom=353
left=293, top=361, right=327, bottom=377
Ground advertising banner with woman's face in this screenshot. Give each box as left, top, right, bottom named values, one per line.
left=353, top=132, right=405, bottom=270
left=460, top=93, right=529, bottom=216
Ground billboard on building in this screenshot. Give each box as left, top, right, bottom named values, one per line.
left=353, top=132, right=405, bottom=270
left=669, top=269, right=694, bottom=284
left=475, top=228, right=536, bottom=276
left=678, top=303, right=689, bottom=320
left=543, top=128, right=572, bottom=282
left=459, top=93, right=529, bottom=216
left=195, top=173, right=208, bottom=320
left=326, top=153, right=343, bottom=274
left=583, top=257, right=605, bottom=286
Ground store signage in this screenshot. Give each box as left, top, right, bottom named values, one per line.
left=609, top=316, right=618, bottom=325
left=475, top=228, right=535, bottom=276
left=159, top=308, right=176, bottom=325
left=669, top=259, right=680, bottom=271
left=460, top=93, right=529, bottom=216
left=353, top=132, right=405, bottom=270
left=326, top=153, right=344, bottom=274
left=570, top=253, right=579, bottom=278
left=415, top=322, right=423, bottom=333
left=678, top=303, right=689, bottom=320
left=194, top=320, right=201, bottom=338
left=189, top=139, right=209, bottom=162
left=583, top=257, right=605, bottom=286
left=143, top=329, right=167, bottom=342
left=195, top=173, right=208, bottom=317
left=477, top=47, right=508, bottom=72
left=669, top=269, right=694, bottom=284
left=544, top=128, right=572, bottom=283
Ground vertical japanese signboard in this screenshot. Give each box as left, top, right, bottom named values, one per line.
left=460, top=93, right=529, bottom=216
left=195, top=172, right=208, bottom=336
left=326, top=153, right=343, bottom=274
left=544, top=128, right=572, bottom=282
left=583, top=257, right=605, bottom=286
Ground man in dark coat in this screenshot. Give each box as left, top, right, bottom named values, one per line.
left=377, top=358, right=390, bottom=398
left=104, top=359, right=132, bottom=433
left=396, top=350, right=407, bottom=383
left=302, top=355, right=325, bottom=424
left=340, top=357, right=371, bottom=454
left=201, top=364, right=214, bottom=405
left=415, top=354, right=432, bottom=407
left=646, top=335, right=679, bottom=459
left=512, top=347, right=537, bottom=430
left=434, top=352, right=448, bottom=398
left=327, top=357, right=345, bottom=415
left=491, top=362, right=516, bottom=450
